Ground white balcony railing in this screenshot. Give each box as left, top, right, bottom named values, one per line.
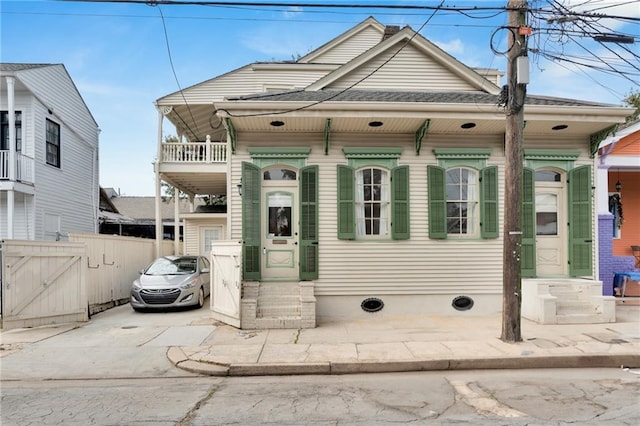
left=161, top=141, right=227, bottom=164
left=0, top=151, right=35, bottom=183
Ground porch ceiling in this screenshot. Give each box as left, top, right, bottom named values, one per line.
left=160, top=171, right=227, bottom=197
left=162, top=101, right=630, bottom=142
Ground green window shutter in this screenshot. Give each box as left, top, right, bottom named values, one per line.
left=337, top=164, right=355, bottom=240
left=241, top=161, right=261, bottom=280
left=480, top=166, right=499, bottom=239
left=521, top=167, right=536, bottom=277
left=391, top=165, right=410, bottom=240
left=427, top=165, right=447, bottom=239
left=568, top=165, right=593, bottom=276
left=300, top=165, right=319, bottom=280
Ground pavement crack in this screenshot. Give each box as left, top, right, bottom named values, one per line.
left=176, top=384, right=218, bottom=426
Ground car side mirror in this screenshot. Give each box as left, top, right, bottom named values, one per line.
left=139, top=269, right=144, bottom=275
left=201, top=268, right=210, bottom=273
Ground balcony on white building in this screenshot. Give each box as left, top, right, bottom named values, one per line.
left=156, top=138, right=229, bottom=197
left=0, top=151, right=35, bottom=184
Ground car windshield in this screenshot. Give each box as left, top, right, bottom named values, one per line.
left=145, top=257, right=197, bottom=275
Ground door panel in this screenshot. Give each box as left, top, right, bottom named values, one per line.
left=535, top=185, right=566, bottom=276
left=262, top=184, right=299, bottom=279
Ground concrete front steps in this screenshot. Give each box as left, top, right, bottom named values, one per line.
left=240, top=281, right=316, bottom=329
left=522, top=279, right=615, bottom=324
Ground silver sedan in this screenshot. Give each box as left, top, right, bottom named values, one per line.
left=130, top=255, right=210, bottom=311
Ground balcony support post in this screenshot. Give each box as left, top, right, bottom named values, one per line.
left=155, top=108, right=164, bottom=257
left=6, top=76, right=16, bottom=238
left=174, top=193, right=180, bottom=255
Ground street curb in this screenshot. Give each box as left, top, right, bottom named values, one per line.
left=168, top=350, right=640, bottom=377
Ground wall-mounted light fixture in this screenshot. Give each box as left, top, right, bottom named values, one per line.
left=237, top=179, right=243, bottom=196
left=615, top=169, right=622, bottom=192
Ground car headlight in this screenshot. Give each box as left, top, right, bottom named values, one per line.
left=133, top=280, right=143, bottom=290
left=180, top=278, right=199, bottom=289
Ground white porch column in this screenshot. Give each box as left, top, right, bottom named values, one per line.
left=6, top=76, right=16, bottom=239
left=154, top=109, right=164, bottom=257
left=174, top=194, right=180, bottom=255
left=596, top=162, right=610, bottom=215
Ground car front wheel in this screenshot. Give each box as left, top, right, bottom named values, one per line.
left=197, top=287, right=205, bottom=308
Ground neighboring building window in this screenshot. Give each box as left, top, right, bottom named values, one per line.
left=356, top=167, right=390, bottom=236
left=46, top=119, right=60, bottom=167
left=609, top=193, right=622, bottom=239
left=446, top=167, right=478, bottom=236
left=203, top=227, right=222, bottom=253
left=1, top=111, right=22, bottom=151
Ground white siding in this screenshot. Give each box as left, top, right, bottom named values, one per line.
left=160, top=66, right=333, bottom=104
left=229, top=132, right=594, bottom=299
left=309, top=26, right=385, bottom=64
left=328, top=43, right=478, bottom=92
left=1, top=65, right=99, bottom=241
left=183, top=216, right=226, bottom=255
left=16, top=65, right=98, bottom=148
left=33, top=100, right=98, bottom=240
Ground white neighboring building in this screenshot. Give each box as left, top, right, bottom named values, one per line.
left=1, top=63, right=100, bottom=240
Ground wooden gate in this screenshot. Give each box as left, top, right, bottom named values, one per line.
left=1, top=240, right=88, bottom=330
left=210, top=241, right=242, bottom=327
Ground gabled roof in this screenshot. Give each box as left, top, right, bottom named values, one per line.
left=227, top=88, right=612, bottom=107
left=298, top=16, right=386, bottom=64
left=0, top=62, right=99, bottom=130
left=305, top=25, right=501, bottom=94
left=0, top=63, right=52, bottom=72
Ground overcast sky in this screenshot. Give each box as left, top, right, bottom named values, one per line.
left=2, top=0, right=638, bottom=195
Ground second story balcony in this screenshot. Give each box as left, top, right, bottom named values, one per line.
left=156, top=138, right=229, bottom=197
left=0, top=151, right=35, bottom=185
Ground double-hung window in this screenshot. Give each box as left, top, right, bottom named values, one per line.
left=356, top=167, right=390, bottom=236
left=446, top=167, right=479, bottom=235
left=46, top=119, right=60, bottom=167
left=337, top=148, right=409, bottom=240
left=428, top=148, right=498, bottom=239
left=1, top=111, right=22, bottom=151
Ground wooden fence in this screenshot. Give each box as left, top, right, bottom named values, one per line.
left=1, top=235, right=176, bottom=329
left=69, top=233, right=175, bottom=315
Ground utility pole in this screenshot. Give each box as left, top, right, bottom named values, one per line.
left=501, top=0, right=528, bottom=343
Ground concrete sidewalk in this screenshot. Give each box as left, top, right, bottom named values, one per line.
left=1, top=302, right=638, bottom=379
left=167, top=302, right=640, bottom=377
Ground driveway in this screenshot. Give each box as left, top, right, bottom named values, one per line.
left=0, top=301, right=217, bottom=381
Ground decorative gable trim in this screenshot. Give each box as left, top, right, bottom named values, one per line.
left=298, top=17, right=386, bottom=64
left=306, top=26, right=501, bottom=94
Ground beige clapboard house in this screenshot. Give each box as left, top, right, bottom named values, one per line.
left=155, top=17, right=630, bottom=329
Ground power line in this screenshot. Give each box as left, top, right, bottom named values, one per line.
left=215, top=1, right=447, bottom=119
left=157, top=5, right=201, bottom=137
